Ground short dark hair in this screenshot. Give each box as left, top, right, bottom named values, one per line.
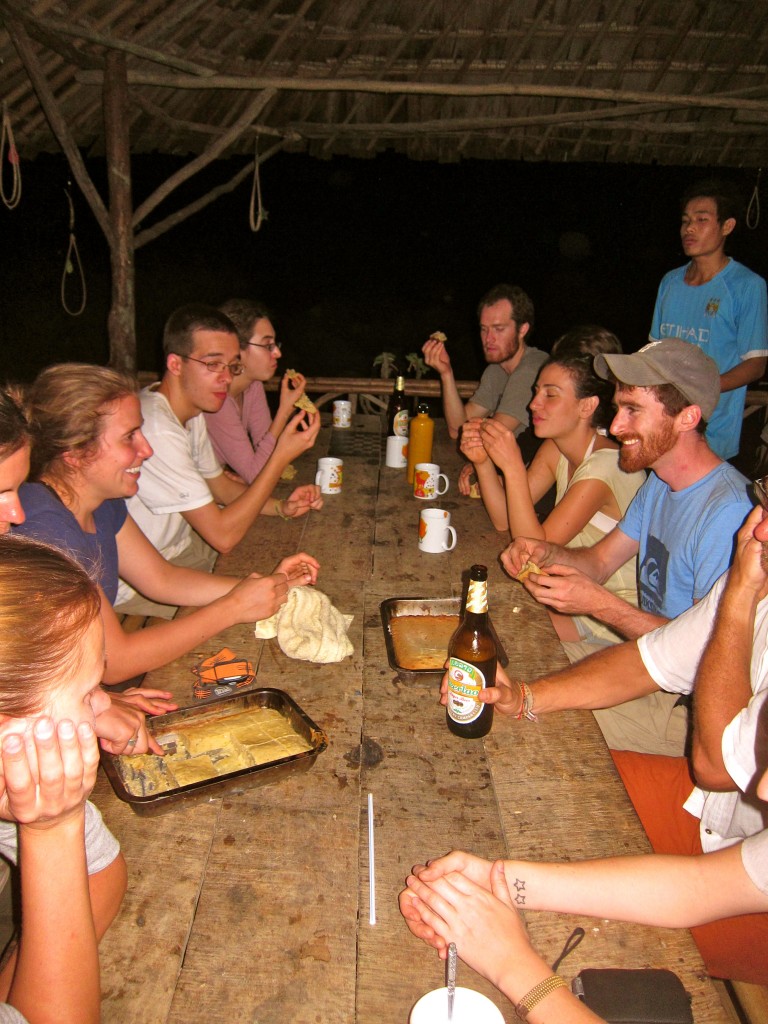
left=162, top=304, right=238, bottom=358
left=681, top=179, right=742, bottom=225
left=477, top=284, right=535, bottom=334
left=219, top=299, right=273, bottom=349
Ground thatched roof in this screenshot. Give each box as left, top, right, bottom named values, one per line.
left=3, top=0, right=768, bottom=169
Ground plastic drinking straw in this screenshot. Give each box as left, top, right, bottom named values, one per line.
left=368, top=792, right=376, bottom=925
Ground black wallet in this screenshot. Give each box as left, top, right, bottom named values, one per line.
left=572, top=969, right=693, bottom=1024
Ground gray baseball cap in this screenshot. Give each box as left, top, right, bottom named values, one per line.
left=594, top=338, right=720, bottom=421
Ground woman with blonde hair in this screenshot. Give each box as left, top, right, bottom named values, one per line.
left=16, top=363, right=319, bottom=684
left=0, top=536, right=130, bottom=1018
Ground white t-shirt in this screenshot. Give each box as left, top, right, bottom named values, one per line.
left=638, top=573, right=768, bottom=851
left=127, top=385, right=222, bottom=561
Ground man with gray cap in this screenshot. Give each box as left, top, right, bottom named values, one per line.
left=502, top=338, right=752, bottom=755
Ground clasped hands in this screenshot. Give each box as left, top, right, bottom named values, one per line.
left=501, top=537, right=606, bottom=617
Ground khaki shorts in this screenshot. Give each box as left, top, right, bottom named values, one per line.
left=114, top=532, right=218, bottom=620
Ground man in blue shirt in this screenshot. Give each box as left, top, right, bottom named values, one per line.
left=501, top=339, right=753, bottom=755
left=649, top=179, right=767, bottom=460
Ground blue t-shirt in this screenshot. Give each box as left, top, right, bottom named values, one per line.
left=14, top=483, right=128, bottom=604
left=618, top=463, right=752, bottom=618
left=650, top=259, right=768, bottom=459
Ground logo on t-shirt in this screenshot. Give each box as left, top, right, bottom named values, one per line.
left=638, top=535, right=669, bottom=615
left=705, top=297, right=720, bottom=317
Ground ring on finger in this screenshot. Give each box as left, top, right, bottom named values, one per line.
left=126, top=735, right=138, bottom=747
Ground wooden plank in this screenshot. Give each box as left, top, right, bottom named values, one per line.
left=356, top=583, right=511, bottom=1021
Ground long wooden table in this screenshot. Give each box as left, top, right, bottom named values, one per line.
left=94, top=416, right=729, bottom=1023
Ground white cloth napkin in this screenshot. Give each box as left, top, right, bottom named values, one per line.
left=254, top=586, right=354, bottom=664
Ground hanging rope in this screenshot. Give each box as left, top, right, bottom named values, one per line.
left=60, top=185, right=87, bottom=317
left=746, top=168, right=761, bottom=230
left=0, top=102, right=22, bottom=210
left=248, top=138, right=266, bottom=232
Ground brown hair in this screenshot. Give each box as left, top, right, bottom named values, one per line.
left=219, top=299, right=272, bottom=349
left=615, top=381, right=707, bottom=434
left=26, top=364, right=138, bottom=500
left=0, top=389, right=30, bottom=462
left=477, top=284, right=535, bottom=334
left=0, top=536, right=100, bottom=717
left=162, top=304, right=238, bottom=358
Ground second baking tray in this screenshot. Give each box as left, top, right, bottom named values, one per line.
left=101, top=688, right=328, bottom=816
left=380, top=597, right=508, bottom=683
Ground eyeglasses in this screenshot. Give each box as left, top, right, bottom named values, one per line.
left=246, top=341, right=280, bottom=354
left=179, top=354, right=244, bottom=376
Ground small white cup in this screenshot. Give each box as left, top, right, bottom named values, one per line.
left=385, top=434, right=408, bottom=468
left=315, top=457, right=343, bottom=494
left=410, top=986, right=505, bottom=1023
left=418, top=508, right=457, bottom=553
left=414, top=463, right=449, bottom=500
left=333, top=400, right=352, bottom=428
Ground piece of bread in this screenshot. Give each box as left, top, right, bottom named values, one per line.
left=515, top=560, right=550, bottom=582
left=429, top=330, right=447, bottom=343
left=294, top=392, right=318, bottom=414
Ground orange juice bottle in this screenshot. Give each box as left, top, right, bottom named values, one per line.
left=406, top=403, right=434, bottom=483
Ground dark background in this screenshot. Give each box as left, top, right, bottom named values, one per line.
left=1, top=151, right=766, bottom=383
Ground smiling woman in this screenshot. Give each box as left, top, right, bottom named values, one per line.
left=12, top=363, right=319, bottom=686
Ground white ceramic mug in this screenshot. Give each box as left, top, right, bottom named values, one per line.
left=418, top=508, right=457, bottom=553
left=410, top=987, right=505, bottom=1023
left=315, top=457, right=343, bottom=494
left=333, top=400, right=352, bottom=428
left=414, top=463, right=449, bottom=500
left=385, top=434, right=408, bottom=468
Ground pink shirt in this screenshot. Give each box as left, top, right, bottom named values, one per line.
left=204, top=381, right=277, bottom=483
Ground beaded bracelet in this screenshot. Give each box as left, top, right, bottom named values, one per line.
left=515, top=975, right=567, bottom=1019
left=515, top=681, right=537, bottom=722
left=274, top=498, right=292, bottom=521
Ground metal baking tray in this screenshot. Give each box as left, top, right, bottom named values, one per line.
left=380, top=597, right=508, bottom=683
left=101, top=688, right=328, bottom=816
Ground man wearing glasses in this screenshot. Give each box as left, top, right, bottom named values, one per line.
left=422, top=283, right=547, bottom=494
left=203, top=299, right=311, bottom=484
left=117, top=304, right=321, bottom=618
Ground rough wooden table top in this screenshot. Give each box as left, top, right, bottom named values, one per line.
left=94, top=414, right=729, bottom=1024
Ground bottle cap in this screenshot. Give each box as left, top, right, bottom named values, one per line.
left=395, top=376, right=405, bottom=389
left=470, top=564, right=488, bottom=581
left=417, top=402, right=429, bottom=415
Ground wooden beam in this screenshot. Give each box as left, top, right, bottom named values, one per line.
left=5, top=15, right=111, bottom=240
left=134, top=139, right=289, bottom=249
left=74, top=69, right=768, bottom=114
left=103, top=49, right=136, bottom=370
left=132, top=89, right=277, bottom=228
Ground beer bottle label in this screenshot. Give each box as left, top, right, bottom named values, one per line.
left=393, top=409, right=409, bottom=436
left=447, top=657, right=487, bottom=724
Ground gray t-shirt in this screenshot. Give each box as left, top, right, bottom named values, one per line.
left=0, top=1006, right=26, bottom=1023
left=470, top=347, right=548, bottom=434
left=0, top=800, right=119, bottom=875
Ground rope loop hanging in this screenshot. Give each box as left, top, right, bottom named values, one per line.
left=0, top=102, right=22, bottom=210
left=60, top=185, right=87, bottom=317
left=746, top=168, right=761, bottom=230
left=249, top=137, right=265, bottom=232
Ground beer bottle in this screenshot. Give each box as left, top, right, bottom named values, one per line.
left=446, top=565, right=496, bottom=738
left=386, top=376, right=409, bottom=438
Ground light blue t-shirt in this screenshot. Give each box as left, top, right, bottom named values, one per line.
left=650, top=259, right=768, bottom=459
left=618, top=463, right=752, bottom=618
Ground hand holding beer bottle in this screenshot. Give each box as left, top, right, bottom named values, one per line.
left=446, top=565, right=497, bottom=739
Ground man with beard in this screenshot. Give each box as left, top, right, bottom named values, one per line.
left=423, top=284, right=547, bottom=490
left=502, top=338, right=752, bottom=755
